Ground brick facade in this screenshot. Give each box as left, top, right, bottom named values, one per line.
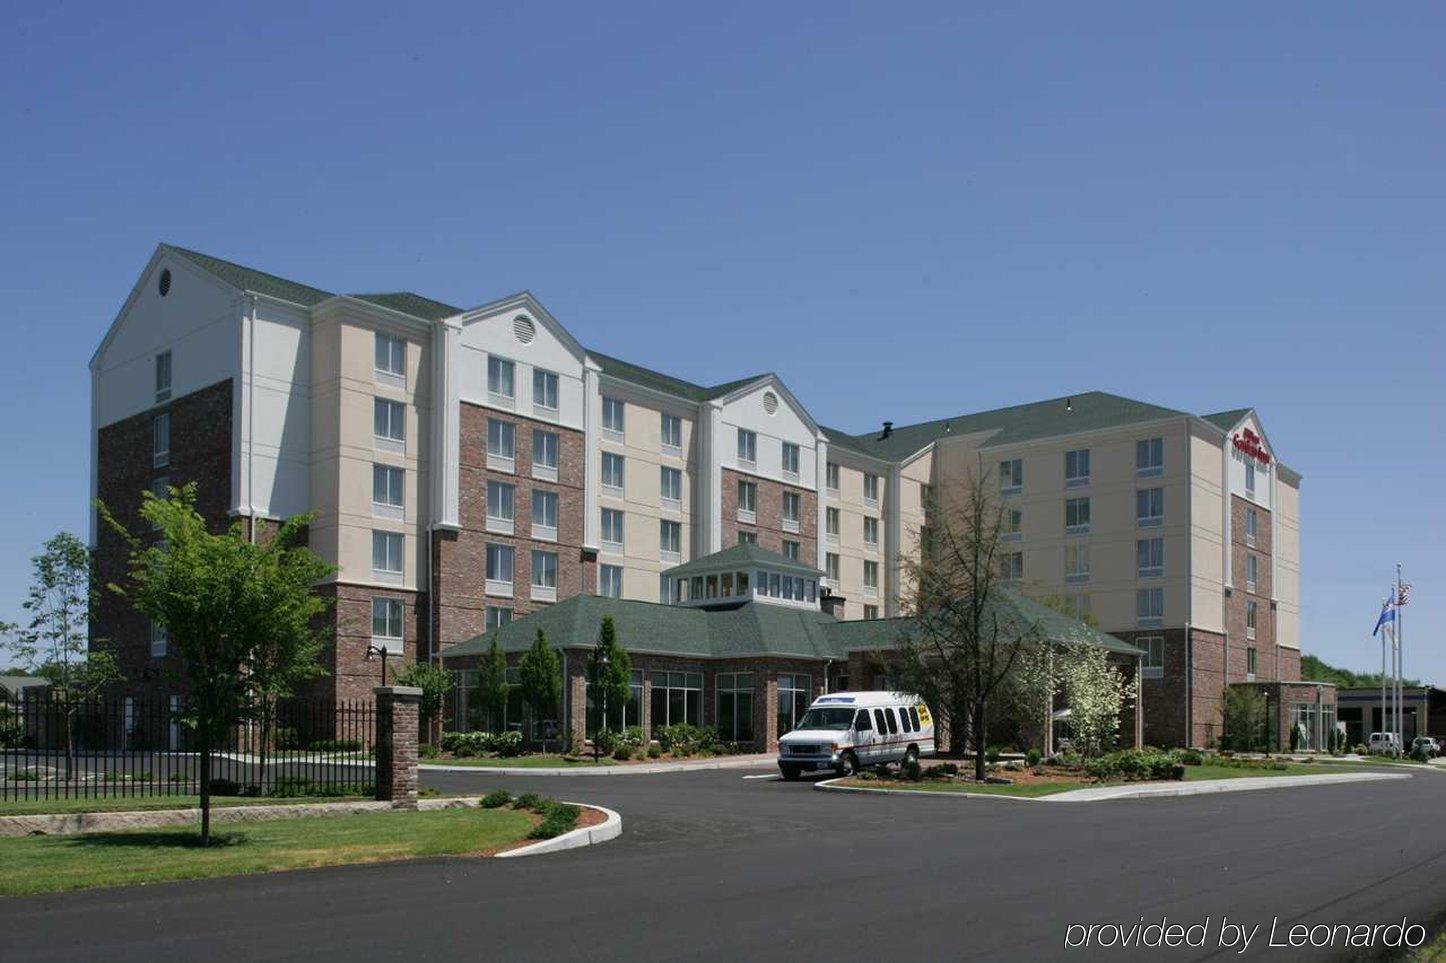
left=374, top=685, right=421, bottom=809
left=720, top=467, right=817, bottom=564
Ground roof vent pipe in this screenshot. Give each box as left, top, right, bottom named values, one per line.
left=879, top=421, right=893, bottom=440
left=1066, top=397, right=1073, bottom=412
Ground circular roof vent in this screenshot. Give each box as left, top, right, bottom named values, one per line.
left=513, top=315, right=536, bottom=344
left=762, top=390, right=779, bottom=415
left=158, top=269, right=172, bottom=297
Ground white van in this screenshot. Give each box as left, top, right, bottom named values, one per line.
left=777, top=691, right=935, bottom=779
left=1368, top=732, right=1402, bottom=756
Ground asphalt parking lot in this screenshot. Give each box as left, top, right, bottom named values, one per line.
left=1, top=762, right=1442, bottom=961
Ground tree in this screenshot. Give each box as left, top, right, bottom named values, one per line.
left=14, top=533, right=123, bottom=776
left=1057, top=642, right=1136, bottom=757
left=1221, top=684, right=1268, bottom=752
left=895, top=471, right=1039, bottom=781
left=393, top=660, right=453, bottom=744
left=471, top=636, right=510, bottom=734
left=587, top=616, right=630, bottom=758
left=99, top=484, right=332, bottom=845
left=517, top=629, right=561, bottom=752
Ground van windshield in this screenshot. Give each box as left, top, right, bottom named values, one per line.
left=794, top=707, right=856, bottom=731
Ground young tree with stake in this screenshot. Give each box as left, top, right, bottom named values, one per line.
left=518, top=629, right=561, bottom=752
left=587, top=616, right=630, bottom=760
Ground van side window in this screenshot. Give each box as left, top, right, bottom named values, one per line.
left=909, top=706, right=921, bottom=730
left=854, top=710, right=871, bottom=731
left=873, top=708, right=887, bottom=732
left=884, top=708, right=898, bottom=735
left=898, top=707, right=912, bottom=733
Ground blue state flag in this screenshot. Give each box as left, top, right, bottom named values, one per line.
left=1372, top=596, right=1396, bottom=637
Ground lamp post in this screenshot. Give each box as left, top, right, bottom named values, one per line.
left=365, top=644, right=391, bottom=687
left=594, top=651, right=610, bottom=763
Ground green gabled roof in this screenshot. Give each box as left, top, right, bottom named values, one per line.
left=1201, top=408, right=1251, bottom=433
left=662, top=542, right=823, bottom=580
left=166, top=244, right=335, bottom=307
left=587, top=349, right=768, bottom=403
left=350, top=292, right=463, bottom=321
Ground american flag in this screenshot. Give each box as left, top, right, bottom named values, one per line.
left=1397, top=582, right=1412, bottom=606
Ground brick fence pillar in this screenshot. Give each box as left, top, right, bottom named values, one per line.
left=375, top=685, right=422, bottom=810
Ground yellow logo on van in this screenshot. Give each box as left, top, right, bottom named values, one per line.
left=915, top=704, right=931, bottom=727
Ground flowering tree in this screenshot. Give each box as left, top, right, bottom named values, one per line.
left=1058, top=642, right=1136, bottom=757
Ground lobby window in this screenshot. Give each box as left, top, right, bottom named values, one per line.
left=737, top=531, right=757, bottom=545
left=1136, top=587, right=1164, bottom=626
left=1136, top=488, right=1164, bottom=527
left=588, top=669, right=643, bottom=736
left=863, top=515, right=879, bottom=548
left=1137, top=437, right=1164, bottom=477
left=998, top=551, right=1023, bottom=582
left=602, top=396, right=625, bottom=438
left=532, top=489, right=558, bottom=541
left=660, top=413, right=682, bottom=453
left=372, top=531, right=403, bottom=578
left=660, top=466, right=682, bottom=507
left=374, top=333, right=404, bottom=385
left=149, top=620, right=168, bottom=658
left=1140, top=636, right=1164, bottom=678
left=737, top=428, right=757, bottom=466
left=650, top=671, right=702, bottom=728
left=372, top=464, right=404, bottom=519
left=154, top=349, right=172, bottom=403
left=601, top=508, right=625, bottom=552
left=531, top=550, right=558, bottom=601
left=999, top=458, right=1023, bottom=493
left=487, top=356, right=515, bottom=403
left=371, top=598, right=403, bottom=653
left=1245, top=507, right=1257, bottom=547
left=1136, top=537, right=1164, bottom=578
left=826, top=507, right=840, bottom=543
left=486, top=481, right=515, bottom=534
left=1246, top=600, right=1258, bottom=640
left=863, top=604, right=879, bottom=619
left=826, top=552, right=840, bottom=582
left=152, top=413, right=170, bottom=468
left=1002, top=507, right=1022, bottom=541
left=777, top=674, right=811, bottom=737
left=532, top=368, right=559, bottom=413
left=782, top=442, right=800, bottom=478
left=1246, top=554, right=1258, bottom=593
left=862, top=473, right=880, bottom=507
left=487, top=419, right=515, bottom=472
left=660, top=519, right=682, bottom=562
left=1065, top=449, right=1091, bottom=487
left=782, top=491, right=801, bottom=532
left=826, top=462, right=840, bottom=493
left=1247, top=646, right=1258, bottom=680
left=717, top=673, right=756, bottom=743
left=602, top=452, right=625, bottom=493
left=1065, top=496, right=1091, bottom=534
left=485, top=544, right=514, bottom=595
left=532, top=428, right=558, bottom=480
left=736, top=479, right=757, bottom=523
left=782, top=539, right=800, bottom=561
left=1065, top=544, right=1090, bottom=583
left=863, top=560, right=879, bottom=596
left=485, top=606, right=512, bottom=631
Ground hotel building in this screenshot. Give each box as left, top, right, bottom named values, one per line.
left=88, top=245, right=1304, bottom=747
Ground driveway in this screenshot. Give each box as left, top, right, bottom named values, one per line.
left=0, top=763, right=1442, bottom=961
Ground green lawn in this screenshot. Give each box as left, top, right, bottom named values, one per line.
left=1183, top=762, right=1324, bottom=780
left=838, top=760, right=1342, bottom=798
left=422, top=754, right=617, bottom=768
left=0, top=794, right=374, bottom=816
left=0, top=807, right=535, bottom=896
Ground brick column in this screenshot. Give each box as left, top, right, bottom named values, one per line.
left=375, top=685, right=422, bottom=810
left=764, top=676, right=780, bottom=752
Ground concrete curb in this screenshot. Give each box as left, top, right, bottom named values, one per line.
left=496, top=804, right=622, bottom=858
left=420, top=756, right=774, bottom=776
left=814, top=770, right=1412, bottom=803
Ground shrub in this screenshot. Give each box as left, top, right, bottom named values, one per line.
left=1353, top=744, right=1367, bottom=755
left=593, top=727, right=621, bottom=756
left=528, top=802, right=581, bottom=839
left=0, top=715, right=29, bottom=750
left=646, top=742, right=662, bottom=759
left=612, top=744, right=634, bottom=761
left=984, top=745, right=1002, bottom=763
left=929, top=762, right=960, bottom=777
left=419, top=744, right=439, bottom=759
left=622, top=725, right=644, bottom=748
left=1411, top=742, right=1433, bottom=763
left=309, top=739, right=362, bottom=753
left=274, top=727, right=303, bottom=750
left=655, top=723, right=717, bottom=756
left=514, top=792, right=548, bottom=812
left=480, top=789, right=513, bottom=809
left=1083, top=749, right=1184, bottom=783
left=13, top=768, right=39, bottom=781
left=1178, top=749, right=1204, bottom=766
left=1025, top=748, right=1042, bottom=767
left=900, top=756, right=922, bottom=781
left=493, top=730, right=524, bottom=758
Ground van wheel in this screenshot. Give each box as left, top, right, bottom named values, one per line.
left=780, top=764, right=802, bottom=781
left=835, top=752, right=859, bottom=777
left=902, top=746, right=919, bottom=768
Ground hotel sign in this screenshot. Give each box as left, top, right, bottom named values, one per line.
left=1232, top=427, right=1271, bottom=465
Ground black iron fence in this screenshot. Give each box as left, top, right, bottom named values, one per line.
left=0, top=693, right=375, bottom=802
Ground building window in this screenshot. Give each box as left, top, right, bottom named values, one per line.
left=1244, top=460, right=1256, bottom=495
left=486, top=481, right=515, bottom=534
left=532, top=428, right=558, bottom=480
left=782, top=491, right=801, bottom=532
left=532, top=368, right=559, bottom=412
left=825, top=552, right=840, bottom=582
left=1137, top=437, right=1164, bottom=477
left=863, top=515, right=879, bottom=548
left=862, top=560, right=879, bottom=595
left=1065, top=544, right=1090, bottom=583
left=587, top=669, right=644, bottom=737
left=1245, top=507, right=1257, bottom=547
left=487, top=419, right=515, bottom=472
left=371, top=598, right=403, bottom=653
left=777, top=674, right=810, bottom=737
left=487, top=356, right=515, bottom=403
left=826, top=462, right=840, bottom=493
left=862, top=473, right=880, bottom=506
left=1066, top=593, right=1091, bottom=621
left=154, top=350, right=172, bottom=403
left=531, top=550, right=558, bottom=600
left=660, top=413, right=682, bottom=453
left=863, top=604, right=879, bottom=619
left=1065, top=496, right=1091, bottom=534
left=782, top=442, right=800, bottom=478
left=660, top=519, right=682, bottom=561
left=826, top=507, right=840, bottom=543
left=152, top=413, right=170, bottom=467
left=485, top=606, right=512, bottom=631
left=1136, top=537, right=1164, bottom=578
left=1247, top=646, right=1258, bottom=680
left=372, top=531, right=403, bottom=576
left=373, top=464, right=404, bottom=518
left=601, top=452, right=625, bottom=492
left=1065, top=449, right=1091, bottom=487
left=1136, top=488, right=1164, bottom=527
left=737, top=428, right=757, bottom=465
left=999, top=458, right=1023, bottom=493
left=736, top=479, right=757, bottom=522
left=998, top=552, right=1023, bottom=582
left=1246, top=600, right=1258, bottom=640
left=485, top=544, right=514, bottom=595
left=650, top=671, right=702, bottom=728
left=1136, top=587, right=1164, bottom=626
left=601, top=508, right=624, bottom=552
left=374, top=333, right=404, bottom=384
left=1140, top=636, right=1163, bottom=678
left=717, top=673, right=756, bottom=743
left=532, top=489, right=558, bottom=540
left=149, top=620, right=168, bottom=658
left=602, top=396, right=625, bottom=437
left=737, top=531, right=757, bottom=545
left=599, top=564, right=623, bottom=598
left=374, top=399, right=405, bottom=451
left=652, top=467, right=680, bottom=510
left=782, top=539, right=800, bottom=561
left=1001, top=507, right=1022, bottom=541
left=1246, top=554, right=1258, bottom=593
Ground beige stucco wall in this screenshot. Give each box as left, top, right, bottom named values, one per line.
left=1188, top=428, right=1226, bottom=633
left=1274, top=474, right=1302, bottom=649
left=825, top=455, right=887, bottom=618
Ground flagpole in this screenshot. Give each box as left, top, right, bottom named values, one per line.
left=1396, top=562, right=1405, bottom=745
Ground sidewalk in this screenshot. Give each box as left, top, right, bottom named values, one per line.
left=420, top=753, right=775, bottom=776
left=1049, top=770, right=1411, bottom=801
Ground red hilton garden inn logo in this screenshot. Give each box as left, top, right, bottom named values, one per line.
left=1232, top=427, right=1271, bottom=465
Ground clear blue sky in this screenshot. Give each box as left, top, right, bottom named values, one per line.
left=1, top=3, right=1441, bottom=680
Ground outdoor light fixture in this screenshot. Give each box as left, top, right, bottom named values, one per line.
left=365, top=644, right=391, bottom=686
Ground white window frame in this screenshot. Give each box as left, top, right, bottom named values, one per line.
left=602, top=396, right=625, bottom=440
left=782, top=491, right=801, bottom=533
left=531, top=488, right=558, bottom=542
left=530, top=549, right=558, bottom=602
left=659, top=519, right=682, bottom=563
left=532, top=368, right=559, bottom=414
left=485, top=543, right=514, bottom=597
left=486, top=418, right=515, bottom=473
left=1246, top=600, right=1258, bottom=640
left=1002, top=507, right=1022, bottom=541
left=1136, top=437, right=1164, bottom=477
left=152, top=413, right=170, bottom=468
left=1136, top=487, right=1164, bottom=528
left=736, top=479, right=757, bottom=524
left=1136, top=587, right=1164, bottom=627
left=1065, top=496, right=1091, bottom=535
left=1245, top=507, right=1257, bottom=548
left=999, top=458, right=1023, bottom=493
left=736, top=530, right=757, bottom=546
left=531, top=428, right=558, bottom=481
left=487, top=355, right=516, bottom=407
left=599, top=563, right=623, bottom=599
left=863, top=604, right=880, bottom=620
left=825, top=552, right=840, bottom=583
left=826, top=462, right=840, bottom=494
left=1065, top=449, right=1091, bottom=488
left=372, top=464, right=404, bottom=520
left=660, top=413, right=683, bottom=455
left=781, top=539, right=800, bottom=561
left=374, top=332, right=405, bottom=387
left=485, top=606, right=512, bottom=631
left=149, top=619, right=168, bottom=658
left=782, top=442, right=800, bottom=480
left=862, top=515, right=879, bottom=549
left=1246, top=646, right=1258, bottom=681
left=1136, top=537, right=1164, bottom=578
left=154, top=349, right=172, bottom=403
left=374, top=398, right=405, bottom=453
left=825, top=507, right=840, bottom=544
left=999, top=552, right=1024, bottom=582
left=601, top=508, right=625, bottom=553
left=486, top=481, right=515, bottom=534
left=1244, top=459, right=1256, bottom=494
left=371, top=597, right=404, bottom=654
left=659, top=465, right=683, bottom=510
left=372, top=530, right=404, bottom=583
left=1140, top=635, right=1164, bottom=678
left=862, top=473, right=880, bottom=508
left=601, top=452, right=625, bottom=494
left=1246, top=554, right=1258, bottom=594
left=862, top=560, right=879, bottom=597
left=736, top=428, right=757, bottom=467
left=1065, top=544, right=1090, bottom=584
